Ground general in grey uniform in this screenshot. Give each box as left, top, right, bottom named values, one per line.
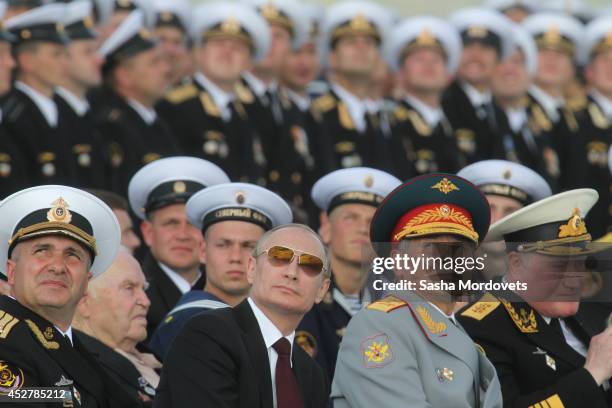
left=331, top=173, right=503, bottom=408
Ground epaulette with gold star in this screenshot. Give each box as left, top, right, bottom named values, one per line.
left=366, top=295, right=408, bottom=313
left=460, top=292, right=500, bottom=321
left=0, top=310, right=19, bottom=339
left=165, top=82, right=198, bottom=104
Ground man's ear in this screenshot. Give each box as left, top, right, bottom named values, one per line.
left=76, top=290, right=93, bottom=318
left=507, top=251, right=524, bottom=280
left=319, top=211, right=331, bottom=245
left=140, top=220, right=154, bottom=247
left=6, top=259, right=16, bottom=286
left=314, top=278, right=331, bottom=304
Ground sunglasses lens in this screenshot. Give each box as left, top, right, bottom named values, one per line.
left=298, top=254, right=324, bottom=276
left=267, top=246, right=294, bottom=264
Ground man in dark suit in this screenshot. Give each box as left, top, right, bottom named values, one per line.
left=95, top=10, right=179, bottom=195
left=156, top=223, right=331, bottom=408
left=0, top=185, right=133, bottom=407
left=127, top=156, right=229, bottom=338
left=459, top=188, right=612, bottom=407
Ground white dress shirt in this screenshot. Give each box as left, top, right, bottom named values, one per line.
left=55, top=87, right=90, bottom=117
left=194, top=72, right=235, bottom=121
left=54, top=326, right=73, bottom=346
left=460, top=81, right=492, bottom=108
left=542, top=316, right=587, bottom=356
left=529, top=85, right=564, bottom=123
left=15, top=81, right=58, bottom=127
left=247, top=297, right=295, bottom=408
left=286, top=88, right=310, bottom=112
left=331, top=82, right=368, bottom=133
left=590, top=90, right=612, bottom=121
left=158, top=262, right=201, bottom=295
left=127, top=99, right=157, bottom=125
left=404, top=94, right=444, bottom=127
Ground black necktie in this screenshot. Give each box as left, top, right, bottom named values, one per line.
left=549, top=318, right=563, bottom=336
left=273, top=338, right=303, bottom=408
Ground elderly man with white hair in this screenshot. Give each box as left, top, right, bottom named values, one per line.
left=74, top=248, right=161, bottom=406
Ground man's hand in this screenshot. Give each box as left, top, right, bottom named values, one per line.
left=584, top=327, right=612, bottom=385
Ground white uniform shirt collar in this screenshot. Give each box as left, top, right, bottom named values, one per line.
left=460, top=81, right=492, bottom=108
left=505, top=107, right=528, bottom=133
left=331, top=82, right=367, bottom=133
left=158, top=262, right=200, bottom=294
left=55, top=87, right=90, bottom=117
left=590, top=90, right=612, bottom=120
left=404, top=94, right=444, bottom=127
left=54, top=326, right=73, bottom=346
left=195, top=72, right=235, bottom=121
left=428, top=301, right=458, bottom=325
left=243, top=71, right=277, bottom=98
left=365, top=98, right=384, bottom=114
left=127, top=99, right=157, bottom=125
left=529, top=85, right=563, bottom=122
left=248, top=297, right=295, bottom=363
left=15, top=81, right=58, bottom=127
left=286, top=88, right=310, bottom=112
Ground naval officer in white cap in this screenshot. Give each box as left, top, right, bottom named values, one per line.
left=149, top=181, right=292, bottom=359
left=0, top=185, right=136, bottom=407
left=128, top=156, right=229, bottom=338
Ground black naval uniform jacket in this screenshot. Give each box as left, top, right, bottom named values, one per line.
left=390, top=98, right=461, bottom=177
left=142, top=254, right=205, bottom=339
left=154, top=299, right=329, bottom=408
left=0, top=124, right=27, bottom=199
left=93, top=89, right=179, bottom=196
left=75, top=331, right=154, bottom=407
left=305, top=89, right=396, bottom=176
left=527, top=90, right=586, bottom=191
left=1, top=88, right=73, bottom=186
left=575, top=94, right=612, bottom=239
left=54, top=92, right=109, bottom=190
left=441, top=80, right=505, bottom=164
left=0, top=296, right=135, bottom=408
left=458, top=292, right=610, bottom=408
left=156, top=77, right=268, bottom=185
left=494, top=99, right=562, bottom=192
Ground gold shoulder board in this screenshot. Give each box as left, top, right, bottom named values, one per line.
left=588, top=103, right=610, bottom=129
left=460, top=293, right=500, bottom=321
left=407, top=110, right=432, bottom=136
left=0, top=310, right=19, bottom=339
left=312, top=94, right=336, bottom=113
left=367, top=296, right=408, bottom=313
left=235, top=83, right=255, bottom=104
left=165, top=83, right=198, bottom=104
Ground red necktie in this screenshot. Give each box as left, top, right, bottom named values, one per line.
left=272, top=338, right=304, bottom=408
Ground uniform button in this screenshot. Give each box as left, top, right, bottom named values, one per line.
left=269, top=170, right=280, bottom=182
left=291, top=172, right=301, bottom=184
left=293, top=195, right=303, bottom=205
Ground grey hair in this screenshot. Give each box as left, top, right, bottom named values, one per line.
left=253, top=223, right=331, bottom=279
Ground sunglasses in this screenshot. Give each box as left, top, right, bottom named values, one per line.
left=257, top=245, right=326, bottom=276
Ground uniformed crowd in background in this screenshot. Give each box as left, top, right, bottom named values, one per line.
left=1, top=0, right=612, bottom=407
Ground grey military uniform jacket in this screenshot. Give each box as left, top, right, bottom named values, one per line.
left=331, top=291, right=502, bottom=408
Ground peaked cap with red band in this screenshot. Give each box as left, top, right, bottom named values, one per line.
left=370, top=173, right=490, bottom=256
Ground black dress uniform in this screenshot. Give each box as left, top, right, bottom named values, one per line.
left=2, top=86, right=74, bottom=186
left=459, top=292, right=610, bottom=408
left=306, top=87, right=395, bottom=175
left=527, top=88, right=586, bottom=191
left=94, top=89, right=179, bottom=195
left=495, top=99, right=562, bottom=192
left=0, top=296, right=134, bottom=408
left=55, top=90, right=109, bottom=190
left=76, top=330, right=154, bottom=407
left=157, top=75, right=267, bottom=185
left=0, top=124, right=27, bottom=199
left=441, top=80, right=505, bottom=164
left=391, top=97, right=461, bottom=176
left=574, top=93, right=612, bottom=239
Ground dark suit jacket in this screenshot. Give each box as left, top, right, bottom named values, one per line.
left=154, top=299, right=329, bottom=408
left=0, top=295, right=134, bottom=408
left=143, top=254, right=205, bottom=339
left=75, top=331, right=154, bottom=407
left=459, top=292, right=610, bottom=408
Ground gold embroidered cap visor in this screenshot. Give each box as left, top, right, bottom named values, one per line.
left=369, top=173, right=490, bottom=257
left=487, top=188, right=604, bottom=256
left=0, top=185, right=120, bottom=278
